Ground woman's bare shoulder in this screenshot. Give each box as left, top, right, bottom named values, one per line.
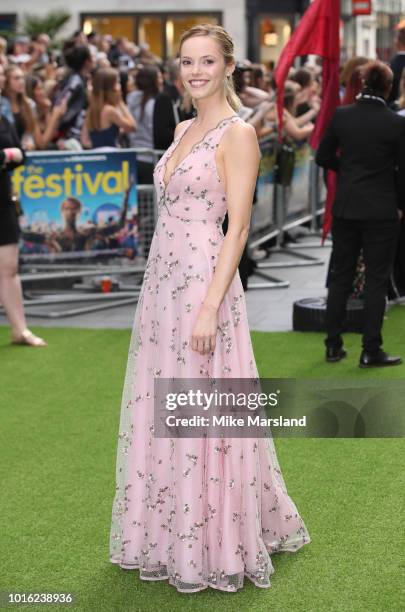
left=101, top=104, right=118, bottom=119
left=222, top=119, right=259, bottom=149
left=174, top=119, right=192, bottom=138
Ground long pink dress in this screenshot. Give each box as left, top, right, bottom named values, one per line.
left=109, top=114, right=311, bottom=593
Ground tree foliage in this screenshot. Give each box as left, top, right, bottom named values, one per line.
left=20, top=10, right=71, bottom=39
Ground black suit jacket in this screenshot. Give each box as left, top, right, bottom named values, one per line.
left=316, top=98, right=405, bottom=220
left=153, top=91, right=177, bottom=150
left=153, top=86, right=194, bottom=150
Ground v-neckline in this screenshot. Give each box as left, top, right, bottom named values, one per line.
left=161, top=114, right=238, bottom=191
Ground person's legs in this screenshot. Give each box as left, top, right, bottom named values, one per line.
left=0, top=243, right=27, bottom=336
left=325, top=217, right=361, bottom=350
left=0, top=243, right=47, bottom=346
left=361, top=219, right=400, bottom=354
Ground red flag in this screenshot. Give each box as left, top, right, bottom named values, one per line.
left=274, top=0, right=340, bottom=146
left=273, top=0, right=340, bottom=243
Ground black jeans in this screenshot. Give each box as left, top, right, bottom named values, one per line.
left=325, top=216, right=400, bottom=354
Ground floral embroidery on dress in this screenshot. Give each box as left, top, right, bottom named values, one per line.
left=109, top=115, right=310, bottom=593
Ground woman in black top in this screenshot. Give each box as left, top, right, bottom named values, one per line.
left=0, top=111, right=47, bottom=346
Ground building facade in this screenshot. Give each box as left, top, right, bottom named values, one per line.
left=1, top=0, right=405, bottom=64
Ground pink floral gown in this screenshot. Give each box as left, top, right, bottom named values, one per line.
left=109, top=114, right=311, bottom=593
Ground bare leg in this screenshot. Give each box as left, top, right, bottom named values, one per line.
left=0, top=243, right=47, bottom=346
left=0, top=243, right=27, bottom=335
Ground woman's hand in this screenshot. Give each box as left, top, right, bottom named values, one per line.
left=52, top=98, right=68, bottom=119
left=191, top=303, right=218, bottom=355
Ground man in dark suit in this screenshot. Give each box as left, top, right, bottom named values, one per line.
left=316, top=60, right=405, bottom=368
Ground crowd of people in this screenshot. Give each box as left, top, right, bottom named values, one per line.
left=1, top=23, right=405, bottom=349
left=0, top=28, right=324, bottom=164
left=1, top=27, right=405, bottom=162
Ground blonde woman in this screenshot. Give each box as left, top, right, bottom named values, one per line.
left=109, top=23, right=310, bottom=593
left=81, top=67, right=136, bottom=148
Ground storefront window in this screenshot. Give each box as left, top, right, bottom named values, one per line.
left=82, top=15, right=136, bottom=41
left=376, top=12, right=398, bottom=61
left=82, top=13, right=220, bottom=60
left=259, top=16, right=291, bottom=66
left=166, top=15, right=219, bottom=58
left=138, top=17, right=164, bottom=59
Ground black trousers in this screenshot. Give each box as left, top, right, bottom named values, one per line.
left=325, top=216, right=400, bottom=354
left=222, top=213, right=250, bottom=291
left=221, top=184, right=258, bottom=291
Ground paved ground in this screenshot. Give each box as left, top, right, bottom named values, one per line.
left=0, top=236, right=330, bottom=333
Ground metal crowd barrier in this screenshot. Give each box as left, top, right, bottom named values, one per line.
left=1, top=136, right=329, bottom=318
left=13, top=146, right=159, bottom=317
left=249, top=136, right=326, bottom=290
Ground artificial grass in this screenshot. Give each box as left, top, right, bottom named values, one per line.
left=0, top=306, right=404, bottom=612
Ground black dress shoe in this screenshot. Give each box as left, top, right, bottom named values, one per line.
left=359, top=350, right=402, bottom=368
left=326, top=347, right=347, bottom=362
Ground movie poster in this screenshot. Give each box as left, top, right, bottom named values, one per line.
left=12, top=150, right=139, bottom=259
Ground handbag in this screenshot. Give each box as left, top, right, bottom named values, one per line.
left=273, top=110, right=296, bottom=186
left=274, top=140, right=295, bottom=186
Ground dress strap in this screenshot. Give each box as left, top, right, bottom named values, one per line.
left=205, top=114, right=243, bottom=148
left=173, top=118, right=195, bottom=142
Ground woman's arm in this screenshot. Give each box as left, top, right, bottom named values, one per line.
left=107, top=103, right=137, bottom=133
left=39, top=100, right=68, bottom=149
left=294, top=102, right=319, bottom=127
left=247, top=100, right=275, bottom=131
left=191, top=122, right=260, bottom=354
left=283, top=112, right=314, bottom=141
left=80, top=113, right=92, bottom=149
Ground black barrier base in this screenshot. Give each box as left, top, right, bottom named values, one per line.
left=256, top=246, right=323, bottom=269
left=292, top=297, right=364, bottom=333
left=14, top=292, right=140, bottom=319
left=246, top=270, right=290, bottom=290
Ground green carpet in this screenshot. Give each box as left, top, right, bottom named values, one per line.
left=1, top=306, right=404, bottom=612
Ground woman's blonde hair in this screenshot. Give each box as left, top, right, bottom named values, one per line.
left=86, top=68, right=120, bottom=131
left=179, top=24, right=242, bottom=113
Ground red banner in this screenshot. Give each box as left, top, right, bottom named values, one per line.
left=352, top=0, right=372, bottom=16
